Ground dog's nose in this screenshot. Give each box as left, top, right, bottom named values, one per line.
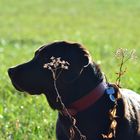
left=8, top=68, right=16, bottom=77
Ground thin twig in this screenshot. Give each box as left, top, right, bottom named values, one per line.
left=44, top=57, right=86, bottom=140
left=115, top=48, right=137, bottom=87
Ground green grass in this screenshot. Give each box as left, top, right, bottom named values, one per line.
left=0, top=0, right=140, bottom=139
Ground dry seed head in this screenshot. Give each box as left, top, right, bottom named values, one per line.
left=43, top=56, right=70, bottom=71
left=43, top=64, right=48, bottom=68
left=115, top=48, right=137, bottom=60
left=115, top=48, right=127, bottom=58
left=50, top=56, right=55, bottom=60
left=130, top=49, right=137, bottom=60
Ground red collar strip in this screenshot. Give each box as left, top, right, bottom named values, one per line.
left=65, top=82, right=107, bottom=116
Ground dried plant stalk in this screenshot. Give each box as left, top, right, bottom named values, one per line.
left=44, top=56, right=86, bottom=140
left=115, top=48, right=137, bottom=87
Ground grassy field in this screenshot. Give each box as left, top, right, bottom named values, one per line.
left=0, top=0, right=140, bottom=139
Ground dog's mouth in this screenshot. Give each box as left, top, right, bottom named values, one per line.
left=9, top=78, right=41, bottom=95
left=10, top=79, right=39, bottom=95
left=8, top=68, right=25, bottom=92
left=11, top=81, right=24, bottom=92
left=9, top=76, right=25, bottom=92
left=8, top=68, right=42, bottom=95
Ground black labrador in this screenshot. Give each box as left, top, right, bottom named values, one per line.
left=8, top=41, right=140, bottom=140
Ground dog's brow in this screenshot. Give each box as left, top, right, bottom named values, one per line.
left=35, top=45, right=46, bottom=55
left=35, top=50, right=39, bottom=56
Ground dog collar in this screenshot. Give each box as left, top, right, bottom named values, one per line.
left=65, top=82, right=107, bottom=116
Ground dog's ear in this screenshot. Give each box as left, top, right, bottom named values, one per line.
left=62, top=43, right=91, bottom=83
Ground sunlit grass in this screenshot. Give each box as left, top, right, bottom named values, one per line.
left=0, top=0, right=140, bottom=139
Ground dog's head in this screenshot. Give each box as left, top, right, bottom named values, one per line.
left=8, top=41, right=103, bottom=109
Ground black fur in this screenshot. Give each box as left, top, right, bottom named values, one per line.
left=8, top=41, right=140, bottom=140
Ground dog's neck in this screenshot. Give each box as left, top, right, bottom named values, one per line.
left=63, top=81, right=107, bottom=116
left=60, top=64, right=102, bottom=99
left=45, top=63, right=105, bottom=109
left=59, top=64, right=116, bottom=137
left=58, top=83, right=116, bottom=139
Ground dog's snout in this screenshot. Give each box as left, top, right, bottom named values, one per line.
left=8, top=68, right=16, bottom=77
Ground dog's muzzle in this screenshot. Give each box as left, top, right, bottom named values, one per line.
left=8, top=68, right=24, bottom=92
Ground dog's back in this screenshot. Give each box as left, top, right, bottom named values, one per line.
left=119, top=89, right=140, bottom=140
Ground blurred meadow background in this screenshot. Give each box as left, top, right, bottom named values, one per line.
left=0, top=0, right=140, bottom=139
